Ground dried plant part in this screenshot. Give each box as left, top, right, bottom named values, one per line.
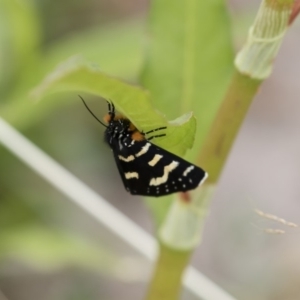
left=254, top=209, right=298, bottom=228
left=263, top=228, right=285, bottom=235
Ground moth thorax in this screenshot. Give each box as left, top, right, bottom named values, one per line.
left=109, top=122, right=128, bottom=139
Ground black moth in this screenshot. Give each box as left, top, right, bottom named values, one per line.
left=80, top=97, right=208, bottom=197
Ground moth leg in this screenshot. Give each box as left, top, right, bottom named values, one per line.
left=147, top=133, right=166, bottom=141
left=146, top=126, right=166, bottom=140
left=145, top=127, right=167, bottom=135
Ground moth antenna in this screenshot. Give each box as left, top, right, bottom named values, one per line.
left=79, top=95, right=108, bottom=128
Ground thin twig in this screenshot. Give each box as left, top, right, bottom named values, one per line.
left=254, top=209, right=298, bottom=228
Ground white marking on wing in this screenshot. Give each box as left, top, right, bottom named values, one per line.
left=148, top=154, right=163, bottom=166
left=136, top=143, right=151, bottom=157
left=183, top=165, right=194, bottom=176
left=149, top=161, right=179, bottom=186
left=198, top=172, right=208, bottom=186
left=118, top=155, right=135, bottom=162
left=125, top=172, right=139, bottom=179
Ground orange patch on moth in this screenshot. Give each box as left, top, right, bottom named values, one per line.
left=103, top=114, right=126, bottom=124
left=129, top=122, right=136, bottom=131
left=103, top=114, right=111, bottom=124
left=113, top=114, right=125, bottom=121
left=131, top=131, right=145, bottom=141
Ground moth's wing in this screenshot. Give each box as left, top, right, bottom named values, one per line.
left=111, top=145, right=138, bottom=193
left=113, top=140, right=207, bottom=197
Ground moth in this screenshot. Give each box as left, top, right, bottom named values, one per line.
left=80, top=97, right=208, bottom=197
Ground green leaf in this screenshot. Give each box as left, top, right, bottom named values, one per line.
left=32, top=57, right=197, bottom=156
left=0, top=19, right=144, bottom=129
left=141, top=0, right=234, bottom=223
left=141, top=0, right=234, bottom=161
left=43, top=19, right=144, bottom=81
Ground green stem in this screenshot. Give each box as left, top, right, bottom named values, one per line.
left=145, top=1, right=297, bottom=300
left=197, top=0, right=295, bottom=183
left=198, top=70, right=261, bottom=183
left=145, top=244, right=191, bottom=300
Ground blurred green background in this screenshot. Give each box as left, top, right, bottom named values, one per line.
left=1, top=0, right=300, bottom=300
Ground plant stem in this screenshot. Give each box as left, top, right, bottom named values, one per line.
left=197, top=0, right=296, bottom=183
left=145, top=244, right=191, bottom=300
left=289, top=0, right=300, bottom=24
left=197, top=70, right=261, bottom=183
left=145, top=1, right=298, bottom=300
